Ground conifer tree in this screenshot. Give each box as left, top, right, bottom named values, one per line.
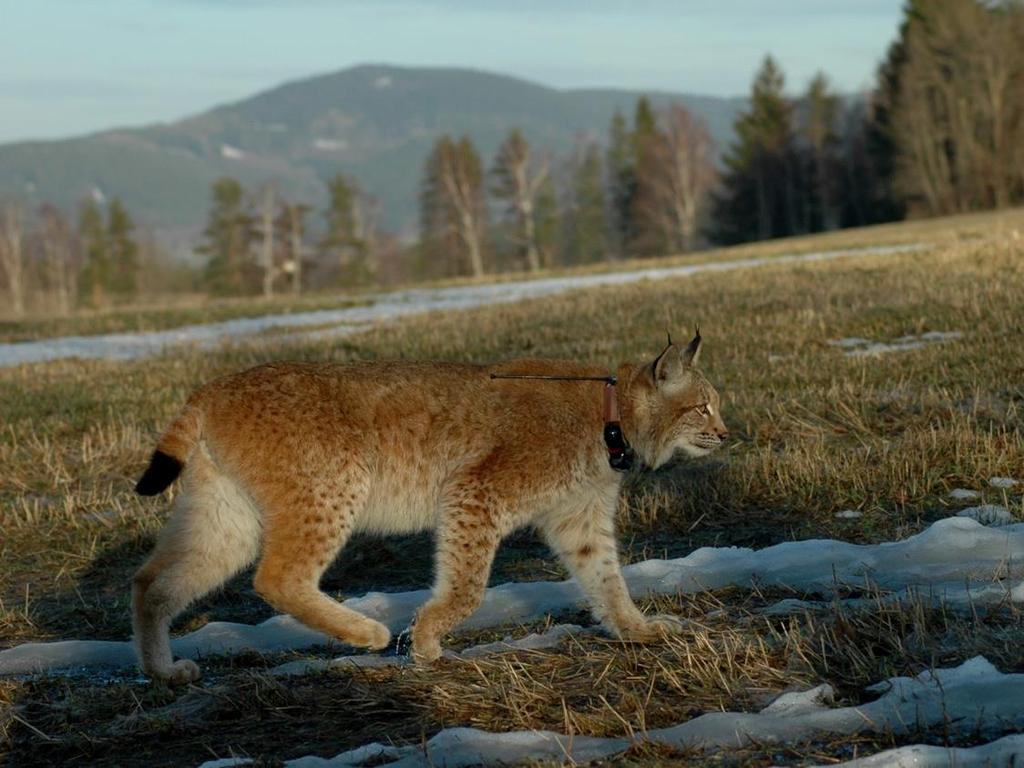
left=198, top=177, right=252, bottom=295
left=711, top=55, right=801, bottom=244
left=78, top=198, right=109, bottom=307
left=321, top=174, right=377, bottom=284
left=801, top=73, right=842, bottom=231
left=629, top=96, right=668, bottom=255
left=566, top=143, right=607, bottom=264
left=106, top=198, right=139, bottom=298
left=533, top=176, right=559, bottom=268
left=605, top=110, right=634, bottom=257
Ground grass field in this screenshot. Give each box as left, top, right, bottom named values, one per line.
left=1, top=209, right=1023, bottom=766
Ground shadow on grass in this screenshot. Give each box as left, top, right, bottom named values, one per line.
left=24, top=457, right=740, bottom=647
left=7, top=660, right=434, bottom=768
left=5, top=461, right=757, bottom=767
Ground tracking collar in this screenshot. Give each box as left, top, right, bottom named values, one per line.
left=489, top=372, right=634, bottom=472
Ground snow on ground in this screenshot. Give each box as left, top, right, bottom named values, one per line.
left=829, top=330, right=963, bottom=357
left=197, top=657, right=1024, bottom=768
left=0, top=244, right=922, bottom=368
left=948, top=487, right=981, bottom=500
left=818, top=734, right=1024, bottom=768
left=957, top=504, right=1016, bottom=526
left=269, top=623, right=594, bottom=676
left=834, top=509, right=863, bottom=519
left=2, top=515, right=1021, bottom=676
left=990, top=476, right=1019, bottom=489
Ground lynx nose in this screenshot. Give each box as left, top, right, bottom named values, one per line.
left=715, top=427, right=729, bottom=441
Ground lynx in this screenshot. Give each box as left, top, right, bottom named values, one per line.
left=132, top=332, right=727, bottom=683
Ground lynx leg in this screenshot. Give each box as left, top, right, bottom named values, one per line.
left=252, top=481, right=390, bottom=652
left=133, top=458, right=262, bottom=684
left=412, top=491, right=502, bottom=664
left=541, top=493, right=683, bottom=642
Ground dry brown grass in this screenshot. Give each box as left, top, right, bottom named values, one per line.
left=2, top=210, right=1024, bottom=765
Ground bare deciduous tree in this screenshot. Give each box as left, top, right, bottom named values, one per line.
left=422, top=136, right=487, bottom=277
left=0, top=202, right=26, bottom=317
left=892, top=0, right=1024, bottom=214
left=491, top=130, right=550, bottom=271
left=637, top=105, right=716, bottom=253
left=278, top=201, right=311, bottom=295
left=258, top=185, right=276, bottom=298
left=38, top=204, right=77, bottom=315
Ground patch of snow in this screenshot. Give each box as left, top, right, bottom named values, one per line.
left=828, top=337, right=873, bottom=349
left=834, top=509, right=863, bottom=519
left=197, top=656, right=1024, bottom=767
left=989, top=476, right=1019, bottom=489
left=817, top=733, right=1024, bottom=767
left=373, top=75, right=392, bottom=88
left=948, top=488, right=981, bottom=501
left=833, top=331, right=963, bottom=358
left=312, top=138, right=347, bottom=152
left=272, top=623, right=594, bottom=676
left=89, top=184, right=106, bottom=204
left=220, top=144, right=244, bottom=160
left=3, top=517, right=1023, bottom=677
left=0, top=244, right=923, bottom=368
left=455, top=623, right=591, bottom=659
left=956, top=504, right=1015, bottom=526
left=271, top=653, right=406, bottom=676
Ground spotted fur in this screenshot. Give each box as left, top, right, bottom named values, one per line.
left=132, top=334, right=727, bottom=683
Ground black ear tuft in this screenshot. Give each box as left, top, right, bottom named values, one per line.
left=682, top=327, right=703, bottom=366
left=652, top=337, right=683, bottom=384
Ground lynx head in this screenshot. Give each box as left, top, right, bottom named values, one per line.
left=626, top=330, right=728, bottom=469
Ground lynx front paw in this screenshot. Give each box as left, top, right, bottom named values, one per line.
left=618, top=613, right=686, bottom=643
left=355, top=619, right=392, bottom=651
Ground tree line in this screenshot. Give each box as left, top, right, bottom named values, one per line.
left=0, top=197, right=147, bottom=317
left=195, top=175, right=387, bottom=298
left=2, top=0, right=1021, bottom=315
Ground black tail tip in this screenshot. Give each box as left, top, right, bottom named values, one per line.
left=135, top=450, right=183, bottom=496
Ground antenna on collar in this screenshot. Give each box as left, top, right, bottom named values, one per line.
left=489, top=372, right=633, bottom=471
left=489, top=373, right=617, bottom=385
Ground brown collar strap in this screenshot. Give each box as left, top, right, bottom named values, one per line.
left=602, top=382, right=634, bottom=472
left=490, top=372, right=633, bottom=472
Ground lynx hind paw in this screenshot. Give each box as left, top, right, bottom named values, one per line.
left=411, top=636, right=443, bottom=666
left=646, top=613, right=687, bottom=635
left=620, top=613, right=687, bottom=642
left=166, top=659, right=202, bottom=686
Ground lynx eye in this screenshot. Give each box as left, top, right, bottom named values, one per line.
left=696, top=403, right=712, bottom=416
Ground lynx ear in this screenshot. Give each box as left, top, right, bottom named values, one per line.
left=652, top=340, right=684, bottom=384
left=682, top=327, right=702, bottom=367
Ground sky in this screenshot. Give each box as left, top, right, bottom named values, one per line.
left=0, top=0, right=903, bottom=145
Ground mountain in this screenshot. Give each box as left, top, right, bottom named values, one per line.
left=0, top=65, right=745, bottom=249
